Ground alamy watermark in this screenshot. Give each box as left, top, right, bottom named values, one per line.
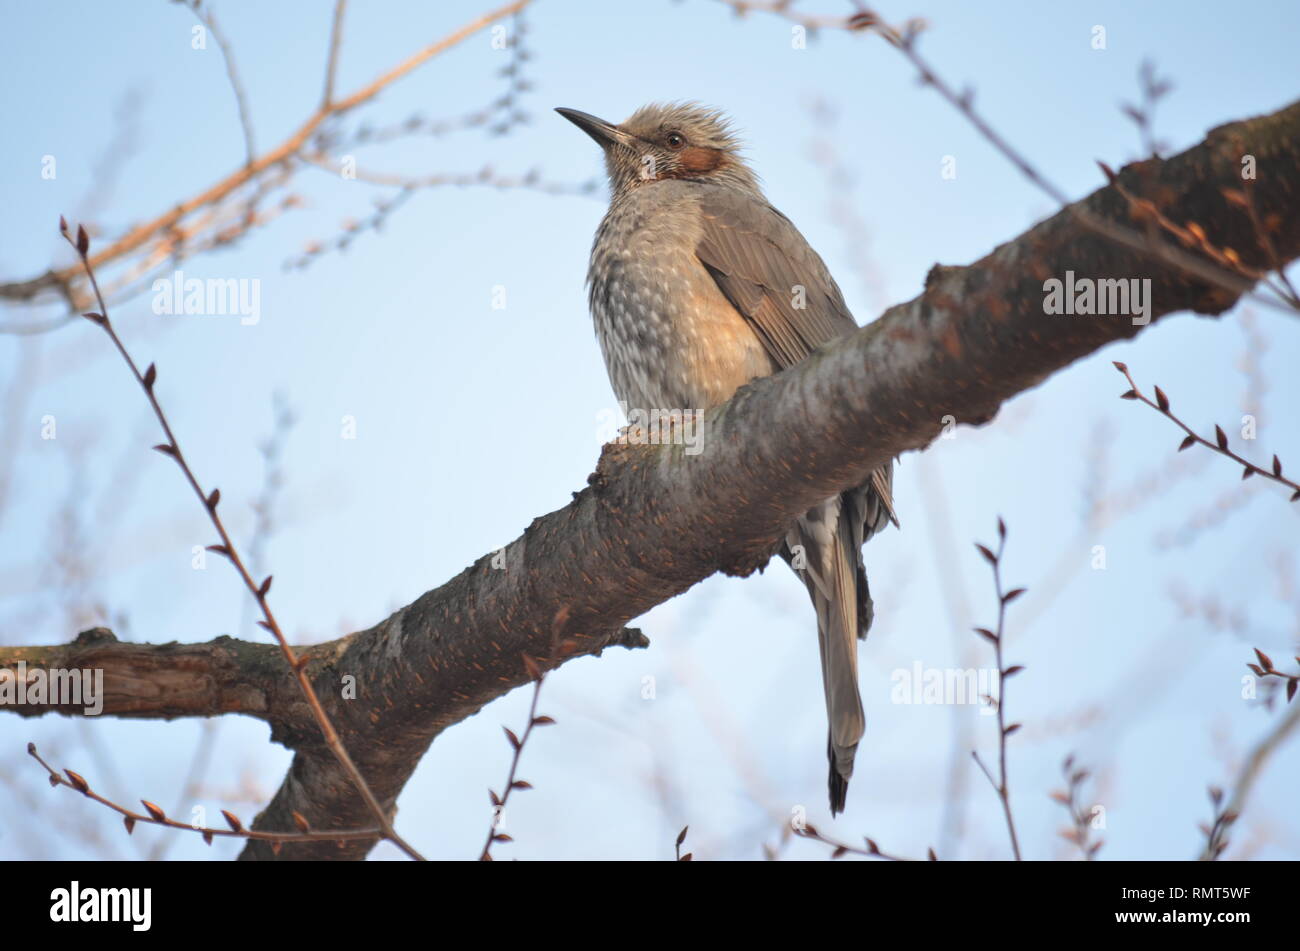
left=0, top=662, right=103, bottom=715
left=50, top=882, right=150, bottom=931
left=596, top=402, right=706, bottom=455
left=891, top=662, right=999, bottom=714
left=1043, top=270, right=1151, bottom=326
left=152, top=269, right=261, bottom=325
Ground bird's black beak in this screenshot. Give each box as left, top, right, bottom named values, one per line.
left=555, top=107, right=633, bottom=150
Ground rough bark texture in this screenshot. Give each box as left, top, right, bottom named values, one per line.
left=5, top=99, right=1299, bottom=860
left=0, top=628, right=285, bottom=722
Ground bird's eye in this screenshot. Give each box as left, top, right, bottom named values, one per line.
left=665, top=132, right=686, bottom=150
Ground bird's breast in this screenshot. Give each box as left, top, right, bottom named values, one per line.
left=586, top=187, right=776, bottom=414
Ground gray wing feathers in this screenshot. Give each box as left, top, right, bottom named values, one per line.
left=696, top=187, right=855, bottom=365
left=695, top=186, right=899, bottom=531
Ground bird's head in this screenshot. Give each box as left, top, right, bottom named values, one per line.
left=556, top=102, right=761, bottom=199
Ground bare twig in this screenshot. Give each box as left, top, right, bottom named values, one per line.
left=1246, top=647, right=1300, bottom=703
left=675, top=825, right=693, bottom=861
left=1121, top=60, right=1173, bottom=160
left=182, top=0, right=257, bottom=168
left=479, top=652, right=554, bottom=861
left=1099, top=164, right=1300, bottom=312
left=970, top=518, right=1025, bottom=861
left=240, top=393, right=296, bottom=636
left=322, top=8, right=534, bottom=149
left=29, top=744, right=385, bottom=850
left=150, top=395, right=294, bottom=860
left=1112, top=361, right=1300, bottom=501
left=1233, top=171, right=1300, bottom=309
left=288, top=158, right=598, bottom=270
left=1199, top=785, right=1240, bottom=861
left=323, top=0, right=348, bottom=108
left=146, top=719, right=219, bottom=860
left=1199, top=697, right=1300, bottom=860
left=793, top=822, right=930, bottom=862
left=1050, top=754, right=1104, bottom=860
left=299, top=152, right=598, bottom=194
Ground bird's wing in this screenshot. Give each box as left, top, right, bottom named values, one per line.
left=695, top=185, right=898, bottom=529
left=695, top=185, right=856, bottom=368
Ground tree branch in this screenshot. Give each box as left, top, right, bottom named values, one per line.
left=0, top=628, right=284, bottom=722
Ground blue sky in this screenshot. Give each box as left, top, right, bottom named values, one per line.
left=1, top=0, right=1297, bottom=860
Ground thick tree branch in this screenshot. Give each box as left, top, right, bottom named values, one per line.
left=14, top=98, right=1300, bottom=859
left=0, top=628, right=283, bottom=722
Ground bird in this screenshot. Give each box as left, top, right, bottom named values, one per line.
left=557, top=102, right=897, bottom=815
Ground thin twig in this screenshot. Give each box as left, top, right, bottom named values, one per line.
left=971, top=518, right=1024, bottom=861
left=1120, top=60, right=1173, bottom=160
left=675, top=825, right=693, bottom=861
left=1112, top=361, right=1300, bottom=501
left=1050, top=754, right=1103, bottom=860
left=323, top=0, right=348, bottom=108
left=29, top=744, right=385, bottom=850
left=1198, top=696, right=1300, bottom=860
left=240, top=393, right=296, bottom=636
left=298, top=151, right=599, bottom=193
left=793, top=822, right=930, bottom=862
left=479, top=652, right=554, bottom=861
left=183, top=0, right=257, bottom=168
left=150, top=395, right=294, bottom=860
left=1246, top=648, right=1300, bottom=703
left=1234, top=172, right=1300, bottom=310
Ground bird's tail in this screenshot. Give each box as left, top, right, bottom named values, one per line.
left=790, top=497, right=868, bottom=817
left=827, top=735, right=851, bottom=816
left=822, top=513, right=865, bottom=817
